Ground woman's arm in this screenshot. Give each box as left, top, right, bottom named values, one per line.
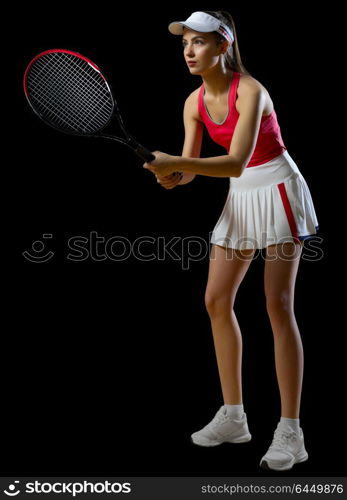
left=145, top=84, right=266, bottom=178
left=178, top=90, right=203, bottom=185
left=179, top=85, right=266, bottom=177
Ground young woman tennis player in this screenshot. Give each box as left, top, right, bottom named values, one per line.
left=143, top=10, right=318, bottom=471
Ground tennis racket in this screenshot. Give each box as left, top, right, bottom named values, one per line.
left=23, top=48, right=157, bottom=162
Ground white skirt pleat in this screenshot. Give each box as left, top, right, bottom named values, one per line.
left=210, top=151, right=319, bottom=250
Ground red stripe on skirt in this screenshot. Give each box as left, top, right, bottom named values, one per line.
left=277, top=183, right=300, bottom=242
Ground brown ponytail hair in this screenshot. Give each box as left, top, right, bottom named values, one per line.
left=203, top=10, right=251, bottom=75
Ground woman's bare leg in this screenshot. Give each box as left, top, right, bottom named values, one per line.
left=264, top=242, right=304, bottom=418
left=205, top=244, right=254, bottom=405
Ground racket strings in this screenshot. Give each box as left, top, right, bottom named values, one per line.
left=28, top=53, right=112, bottom=131
left=30, top=54, right=105, bottom=100
left=29, top=53, right=112, bottom=129
left=35, top=55, right=111, bottom=121
left=30, top=58, right=105, bottom=124
left=26, top=52, right=114, bottom=133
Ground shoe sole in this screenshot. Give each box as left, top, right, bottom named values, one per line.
left=260, top=451, right=309, bottom=471
left=191, top=433, right=252, bottom=447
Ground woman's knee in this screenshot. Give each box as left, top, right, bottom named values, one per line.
left=204, top=289, right=234, bottom=318
left=266, top=290, right=294, bottom=317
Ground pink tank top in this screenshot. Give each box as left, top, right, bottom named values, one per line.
left=197, top=72, right=287, bottom=167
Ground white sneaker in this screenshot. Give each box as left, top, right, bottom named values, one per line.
left=260, top=422, right=309, bottom=471
left=191, top=406, right=252, bottom=447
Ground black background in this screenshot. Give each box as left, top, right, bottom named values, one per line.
left=5, top=1, right=343, bottom=478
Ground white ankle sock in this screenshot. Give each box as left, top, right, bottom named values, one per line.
left=224, top=404, right=244, bottom=419
left=280, top=416, right=300, bottom=432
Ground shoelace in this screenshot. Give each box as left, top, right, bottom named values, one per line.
left=211, top=411, right=233, bottom=426
left=270, top=428, right=297, bottom=450
left=212, top=415, right=228, bottom=425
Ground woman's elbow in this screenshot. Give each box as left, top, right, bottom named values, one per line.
left=230, top=160, right=245, bottom=178
left=236, top=156, right=251, bottom=177
left=236, top=164, right=246, bottom=177
left=228, top=153, right=248, bottom=177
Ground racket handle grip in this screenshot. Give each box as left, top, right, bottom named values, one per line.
left=134, top=144, right=156, bottom=162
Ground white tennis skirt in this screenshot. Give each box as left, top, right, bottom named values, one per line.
left=210, top=150, right=319, bottom=250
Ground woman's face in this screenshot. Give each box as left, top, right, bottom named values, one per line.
left=182, top=28, right=226, bottom=75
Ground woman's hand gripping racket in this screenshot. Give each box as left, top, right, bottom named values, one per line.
left=23, top=49, right=157, bottom=162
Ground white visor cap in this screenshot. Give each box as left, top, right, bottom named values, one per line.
left=168, top=11, right=234, bottom=45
